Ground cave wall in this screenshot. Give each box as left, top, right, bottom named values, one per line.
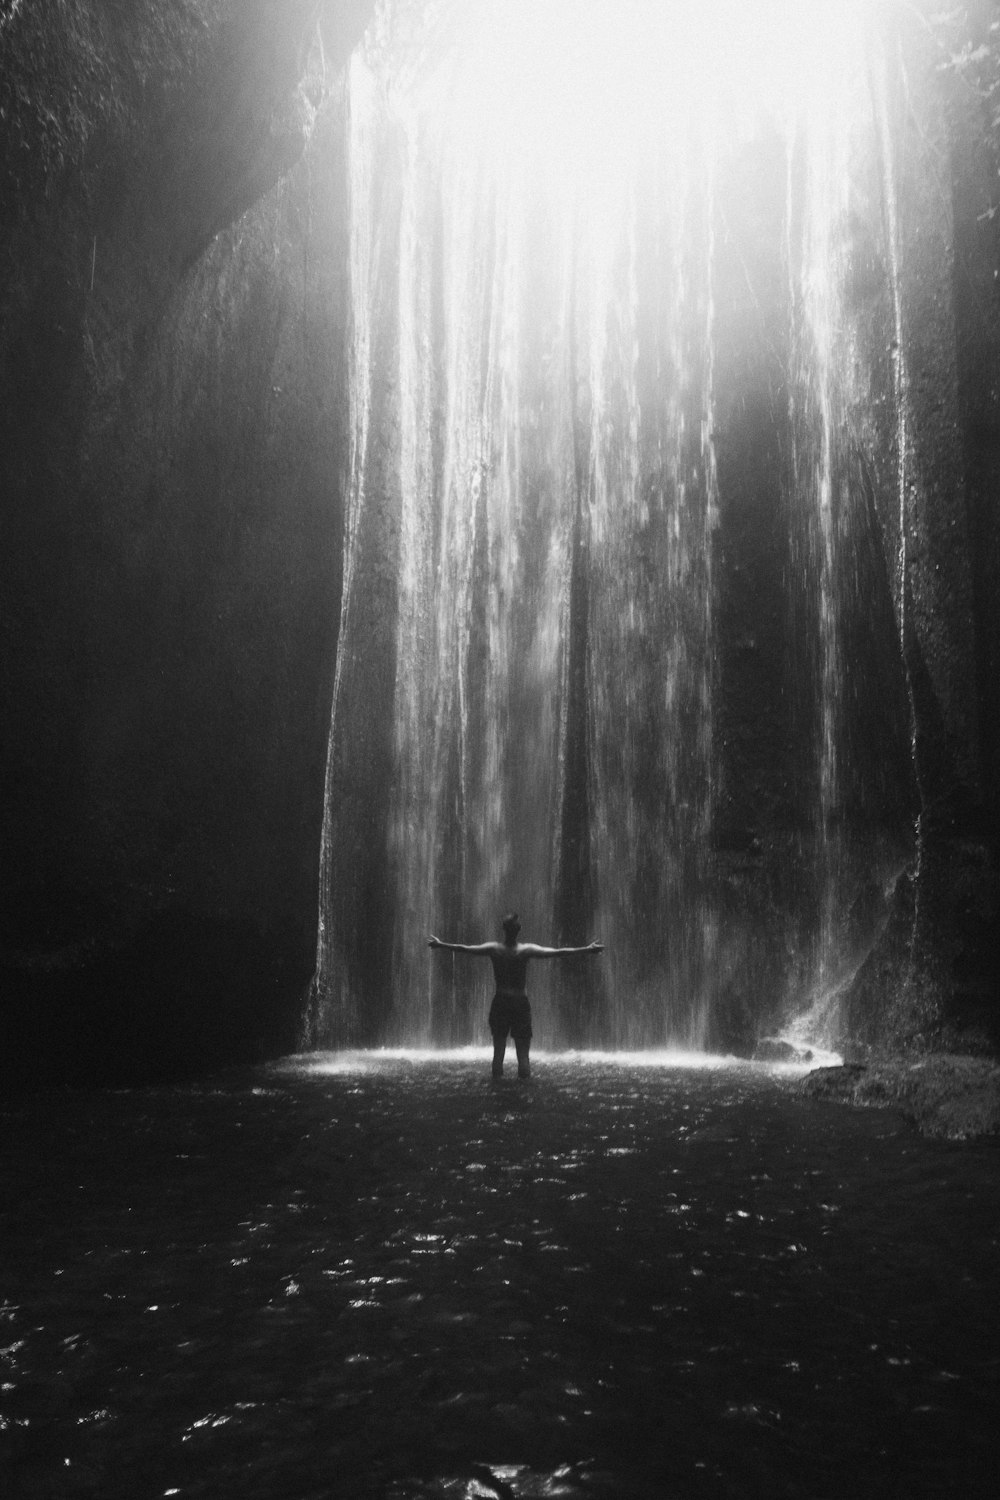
left=944, top=0, right=1000, bottom=1044
left=843, top=2, right=1000, bottom=1053
left=0, top=0, right=373, bottom=1087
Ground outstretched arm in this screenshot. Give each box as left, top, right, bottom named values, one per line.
left=428, top=936, right=498, bottom=956
left=519, top=940, right=604, bottom=959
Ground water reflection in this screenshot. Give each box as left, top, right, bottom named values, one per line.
left=0, top=1056, right=995, bottom=1498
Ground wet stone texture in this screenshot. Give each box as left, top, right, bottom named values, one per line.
left=1, top=1055, right=998, bottom=1499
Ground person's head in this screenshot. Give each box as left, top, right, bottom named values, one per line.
left=501, top=912, right=521, bottom=944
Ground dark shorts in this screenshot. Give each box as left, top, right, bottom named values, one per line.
left=488, top=994, right=532, bottom=1041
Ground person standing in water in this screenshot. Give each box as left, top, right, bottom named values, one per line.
left=428, top=913, right=604, bottom=1079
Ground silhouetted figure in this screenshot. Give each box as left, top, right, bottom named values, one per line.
left=428, top=912, right=604, bottom=1078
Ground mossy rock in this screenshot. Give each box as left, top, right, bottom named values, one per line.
left=804, top=1056, right=1000, bottom=1140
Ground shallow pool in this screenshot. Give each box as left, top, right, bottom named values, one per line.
left=2, top=1054, right=997, bottom=1497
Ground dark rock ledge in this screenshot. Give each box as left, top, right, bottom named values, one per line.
left=804, top=1057, right=1000, bottom=1141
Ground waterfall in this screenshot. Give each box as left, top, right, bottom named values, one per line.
left=780, top=58, right=857, bottom=1049
left=309, top=1, right=910, bottom=1053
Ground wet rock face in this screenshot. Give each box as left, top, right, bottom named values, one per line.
left=940, top=12, right=1000, bottom=1051
left=804, top=1055, right=1000, bottom=1141
left=841, top=5, right=1000, bottom=1053
left=0, top=1, right=374, bottom=1086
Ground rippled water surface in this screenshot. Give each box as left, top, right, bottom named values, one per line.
left=2, top=1053, right=998, bottom=1498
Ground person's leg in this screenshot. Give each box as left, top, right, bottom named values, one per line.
left=512, top=999, right=532, bottom=1079
left=491, top=1031, right=507, bottom=1078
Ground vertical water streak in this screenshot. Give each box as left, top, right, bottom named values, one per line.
left=781, top=9, right=906, bottom=1053
left=388, top=85, right=435, bottom=1040
left=872, top=33, right=925, bottom=988
left=305, top=55, right=381, bottom=1045
left=800, top=82, right=851, bottom=1016
left=583, top=124, right=719, bottom=1049
left=873, top=53, right=911, bottom=736
left=379, top=97, right=578, bottom=1043
left=781, top=32, right=881, bottom=1052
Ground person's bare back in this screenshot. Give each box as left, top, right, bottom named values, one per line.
left=428, top=912, right=604, bottom=1078
left=488, top=943, right=529, bottom=995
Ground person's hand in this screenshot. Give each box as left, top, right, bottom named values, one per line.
left=428, top=934, right=442, bottom=948
left=588, top=939, right=604, bottom=953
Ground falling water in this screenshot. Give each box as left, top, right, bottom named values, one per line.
left=780, top=64, right=857, bottom=1051
left=873, top=36, right=927, bottom=983
left=308, top=1, right=905, bottom=1053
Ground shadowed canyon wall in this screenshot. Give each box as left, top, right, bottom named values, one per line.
left=1, top=0, right=998, bottom=1086
left=1, top=0, right=373, bottom=1085
left=842, top=2, right=1000, bottom=1051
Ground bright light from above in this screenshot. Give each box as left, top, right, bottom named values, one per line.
left=382, top=0, right=873, bottom=192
